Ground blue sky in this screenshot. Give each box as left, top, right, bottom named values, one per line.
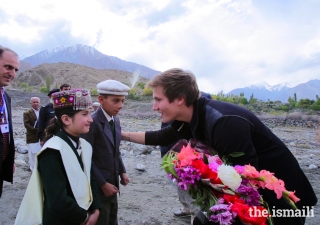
left=1, top=0, right=320, bottom=94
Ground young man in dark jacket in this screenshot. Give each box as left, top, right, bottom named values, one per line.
left=122, top=68, right=317, bottom=225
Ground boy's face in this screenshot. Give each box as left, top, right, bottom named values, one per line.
left=152, top=86, right=181, bottom=123
left=99, top=94, right=125, bottom=116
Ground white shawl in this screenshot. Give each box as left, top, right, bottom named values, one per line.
left=14, top=136, right=93, bottom=225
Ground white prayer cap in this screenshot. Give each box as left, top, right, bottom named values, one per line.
left=97, top=80, right=130, bottom=96
left=92, top=102, right=100, bottom=107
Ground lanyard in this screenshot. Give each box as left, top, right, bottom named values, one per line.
left=0, top=91, right=7, bottom=123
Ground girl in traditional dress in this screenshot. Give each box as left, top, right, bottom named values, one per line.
left=15, top=89, right=101, bottom=225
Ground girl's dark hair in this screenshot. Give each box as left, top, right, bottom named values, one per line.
left=43, top=108, right=80, bottom=143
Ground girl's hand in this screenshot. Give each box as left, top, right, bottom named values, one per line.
left=85, top=209, right=100, bottom=225
left=80, top=213, right=89, bottom=225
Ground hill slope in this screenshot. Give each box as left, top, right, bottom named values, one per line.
left=10, top=62, right=149, bottom=91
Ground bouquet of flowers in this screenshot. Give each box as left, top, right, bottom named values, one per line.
left=162, top=139, right=300, bottom=225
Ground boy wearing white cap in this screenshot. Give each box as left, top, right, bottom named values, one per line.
left=82, top=79, right=130, bottom=225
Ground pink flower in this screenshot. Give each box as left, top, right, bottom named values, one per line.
left=242, top=165, right=260, bottom=178
left=234, top=165, right=244, bottom=174
left=208, top=155, right=224, bottom=165
left=283, top=191, right=300, bottom=203
left=177, top=144, right=199, bottom=167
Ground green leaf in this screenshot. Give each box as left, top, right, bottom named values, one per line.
left=229, top=152, right=245, bottom=157
left=203, top=154, right=209, bottom=164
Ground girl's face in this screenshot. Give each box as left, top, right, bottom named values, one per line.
left=64, top=110, right=93, bottom=136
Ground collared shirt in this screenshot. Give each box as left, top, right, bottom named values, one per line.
left=32, top=108, right=40, bottom=119
left=100, top=108, right=114, bottom=123
left=68, top=137, right=82, bottom=156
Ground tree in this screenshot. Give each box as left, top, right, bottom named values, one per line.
left=288, top=96, right=296, bottom=109
left=46, top=76, right=52, bottom=91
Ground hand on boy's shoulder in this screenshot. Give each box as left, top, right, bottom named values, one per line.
left=120, top=173, right=130, bottom=186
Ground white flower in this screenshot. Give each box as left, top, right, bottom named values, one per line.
left=217, top=165, right=242, bottom=190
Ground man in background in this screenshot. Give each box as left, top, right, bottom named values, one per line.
left=23, top=97, right=41, bottom=171
left=37, top=84, right=71, bottom=145
left=92, top=102, right=100, bottom=112
left=0, top=46, right=19, bottom=197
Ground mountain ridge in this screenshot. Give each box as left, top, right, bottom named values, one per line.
left=228, top=79, right=320, bottom=102
left=21, top=44, right=160, bottom=79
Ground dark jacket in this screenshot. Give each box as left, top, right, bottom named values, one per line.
left=0, top=92, right=15, bottom=197
left=81, top=107, right=126, bottom=202
left=146, top=97, right=317, bottom=225
left=37, top=102, right=55, bottom=141
left=23, top=108, right=39, bottom=144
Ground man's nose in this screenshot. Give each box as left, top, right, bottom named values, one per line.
left=152, top=102, right=158, bottom=110
left=9, top=69, right=16, bottom=78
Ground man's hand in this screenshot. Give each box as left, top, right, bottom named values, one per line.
left=120, top=173, right=129, bottom=186
left=101, top=182, right=119, bottom=197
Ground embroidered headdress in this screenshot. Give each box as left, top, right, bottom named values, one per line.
left=51, top=88, right=93, bottom=110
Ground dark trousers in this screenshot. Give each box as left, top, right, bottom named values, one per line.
left=96, top=195, right=118, bottom=225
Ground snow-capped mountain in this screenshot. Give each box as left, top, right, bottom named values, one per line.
left=21, top=44, right=159, bottom=79
left=227, top=80, right=320, bottom=102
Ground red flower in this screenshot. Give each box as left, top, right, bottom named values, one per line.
left=192, top=159, right=222, bottom=184
left=231, top=203, right=268, bottom=225
left=222, top=194, right=245, bottom=204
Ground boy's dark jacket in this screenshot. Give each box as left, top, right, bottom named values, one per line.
left=81, top=107, right=126, bottom=202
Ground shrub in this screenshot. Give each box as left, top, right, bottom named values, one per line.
left=143, top=87, right=153, bottom=96
left=91, top=88, right=98, bottom=96
left=40, top=86, right=48, bottom=93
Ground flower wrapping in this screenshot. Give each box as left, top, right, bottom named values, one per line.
left=162, top=139, right=300, bottom=225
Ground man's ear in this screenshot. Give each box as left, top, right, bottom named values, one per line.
left=177, top=97, right=185, bottom=106
left=61, top=115, right=71, bottom=126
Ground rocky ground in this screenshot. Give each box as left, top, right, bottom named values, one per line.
left=0, top=107, right=319, bottom=225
